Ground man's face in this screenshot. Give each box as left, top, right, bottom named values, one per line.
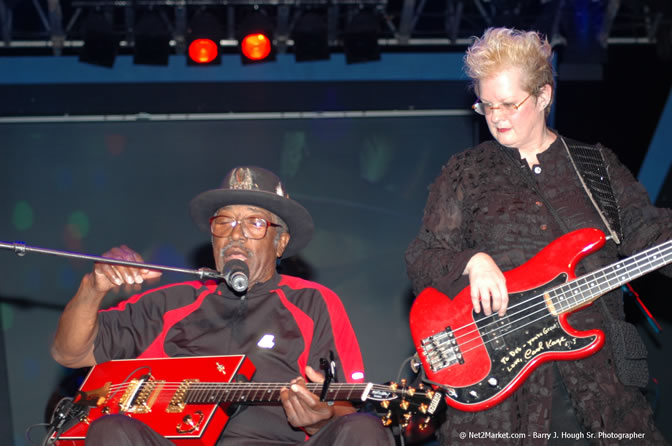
left=211, top=204, right=290, bottom=288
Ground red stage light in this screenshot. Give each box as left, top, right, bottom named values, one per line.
left=241, top=33, right=272, bottom=61
left=188, top=38, right=219, bottom=64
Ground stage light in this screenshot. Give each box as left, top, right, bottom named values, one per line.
left=241, top=33, right=272, bottom=61
left=189, top=39, right=219, bottom=64
left=133, top=11, right=171, bottom=66
left=186, top=11, right=223, bottom=66
left=343, top=10, right=380, bottom=64
left=79, top=12, right=118, bottom=68
left=292, top=11, right=330, bottom=62
left=238, top=12, right=275, bottom=64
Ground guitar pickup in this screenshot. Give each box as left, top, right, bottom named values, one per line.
left=480, top=315, right=511, bottom=351
left=420, top=327, right=464, bottom=371
left=167, top=379, right=199, bottom=413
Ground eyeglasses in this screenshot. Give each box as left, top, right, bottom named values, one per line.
left=472, top=93, right=532, bottom=116
left=209, top=215, right=282, bottom=240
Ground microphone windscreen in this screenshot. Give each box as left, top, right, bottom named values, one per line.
left=223, top=259, right=249, bottom=293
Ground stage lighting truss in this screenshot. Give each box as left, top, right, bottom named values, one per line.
left=1, top=0, right=669, bottom=61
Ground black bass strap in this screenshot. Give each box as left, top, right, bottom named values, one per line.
left=560, top=137, right=623, bottom=244
left=497, top=136, right=623, bottom=244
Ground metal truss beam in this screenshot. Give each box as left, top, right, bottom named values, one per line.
left=0, top=0, right=669, bottom=56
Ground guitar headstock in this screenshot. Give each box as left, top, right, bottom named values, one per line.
left=367, top=380, right=444, bottom=431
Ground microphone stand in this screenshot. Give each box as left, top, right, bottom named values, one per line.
left=0, top=240, right=225, bottom=281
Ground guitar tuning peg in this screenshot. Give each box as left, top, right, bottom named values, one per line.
left=400, top=399, right=410, bottom=411
left=426, top=389, right=435, bottom=399
left=418, top=416, right=432, bottom=431
left=381, top=410, right=393, bottom=427
left=389, top=382, right=398, bottom=391
left=380, top=400, right=390, bottom=409
left=418, top=402, right=429, bottom=414
left=403, top=412, right=412, bottom=421
left=407, top=387, right=416, bottom=396
left=400, top=379, right=407, bottom=387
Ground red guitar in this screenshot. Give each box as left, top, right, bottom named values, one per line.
left=50, top=355, right=443, bottom=445
left=410, top=228, right=671, bottom=411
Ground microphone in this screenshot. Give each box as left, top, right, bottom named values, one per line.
left=222, top=259, right=249, bottom=293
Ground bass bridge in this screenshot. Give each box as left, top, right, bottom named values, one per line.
left=419, top=327, right=464, bottom=372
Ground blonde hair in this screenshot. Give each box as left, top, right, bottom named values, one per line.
left=464, top=27, right=555, bottom=109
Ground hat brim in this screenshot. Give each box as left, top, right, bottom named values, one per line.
left=189, top=189, right=314, bottom=258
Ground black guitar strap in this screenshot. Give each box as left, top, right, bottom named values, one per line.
left=560, top=137, right=623, bottom=244
left=498, top=136, right=623, bottom=244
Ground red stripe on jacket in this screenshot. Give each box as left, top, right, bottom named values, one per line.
left=277, top=275, right=365, bottom=383
left=99, top=280, right=218, bottom=359
left=271, top=287, right=314, bottom=379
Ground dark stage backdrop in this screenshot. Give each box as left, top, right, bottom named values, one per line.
left=0, top=114, right=475, bottom=445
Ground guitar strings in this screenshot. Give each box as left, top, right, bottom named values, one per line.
left=429, top=242, right=672, bottom=359
left=437, top=243, right=672, bottom=357
left=450, top=242, right=672, bottom=357
left=104, top=383, right=428, bottom=397
left=105, top=383, right=391, bottom=392
left=93, top=382, right=432, bottom=406
left=470, top=242, right=672, bottom=351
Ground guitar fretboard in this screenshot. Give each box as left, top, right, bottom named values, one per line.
left=549, top=240, right=672, bottom=313
left=185, top=382, right=379, bottom=404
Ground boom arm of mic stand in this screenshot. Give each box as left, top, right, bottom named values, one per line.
left=0, top=241, right=225, bottom=281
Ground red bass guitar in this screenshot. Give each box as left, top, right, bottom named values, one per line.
left=50, top=355, right=443, bottom=445
left=410, top=228, right=671, bottom=412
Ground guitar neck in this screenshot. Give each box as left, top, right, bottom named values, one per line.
left=550, top=240, right=672, bottom=313
left=185, top=382, right=374, bottom=405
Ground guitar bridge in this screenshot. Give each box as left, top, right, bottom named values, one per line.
left=119, top=375, right=162, bottom=414
left=420, top=327, right=463, bottom=371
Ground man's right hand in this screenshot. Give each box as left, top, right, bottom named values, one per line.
left=91, top=245, right=162, bottom=293
left=51, top=245, right=162, bottom=368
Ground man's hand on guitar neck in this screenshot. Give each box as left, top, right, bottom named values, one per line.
left=464, top=252, right=509, bottom=316
left=280, top=365, right=356, bottom=436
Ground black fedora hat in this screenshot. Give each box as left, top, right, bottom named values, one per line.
left=189, top=166, right=313, bottom=258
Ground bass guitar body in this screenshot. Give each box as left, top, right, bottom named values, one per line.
left=410, top=228, right=608, bottom=411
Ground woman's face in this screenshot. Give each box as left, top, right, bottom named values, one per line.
left=477, top=67, right=549, bottom=152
